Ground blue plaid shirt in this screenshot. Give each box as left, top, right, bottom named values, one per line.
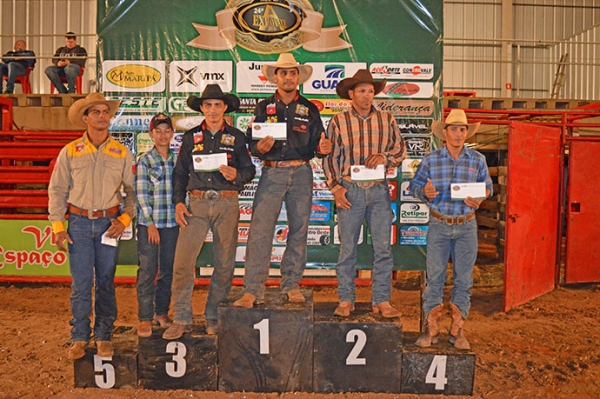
left=410, top=146, right=493, bottom=216
left=135, top=147, right=178, bottom=228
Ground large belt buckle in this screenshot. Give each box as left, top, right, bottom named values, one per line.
left=457, top=215, right=466, bottom=225
left=206, top=190, right=219, bottom=200
left=444, top=216, right=454, bottom=225
left=88, top=209, right=100, bottom=220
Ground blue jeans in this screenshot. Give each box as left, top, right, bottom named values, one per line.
left=45, top=64, right=80, bottom=93
left=67, top=213, right=119, bottom=342
left=336, top=180, right=394, bottom=305
left=243, top=163, right=313, bottom=300
left=136, top=225, right=179, bottom=321
left=0, top=62, right=26, bottom=93
left=423, top=217, right=478, bottom=319
left=170, top=195, right=239, bottom=324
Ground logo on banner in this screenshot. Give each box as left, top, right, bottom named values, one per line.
left=374, top=100, right=434, bottom=116
left=109, top=97, right=165, bottom=114
left=168, top=97, right=194, bottom=113
left=169, top=61, right=232, bottom=93
left=401, top=158, right=422, bottom=178
left=405, top=136, right=432, bottom=157
left=310, top=202, right=331, bottom=222
left=400, top=225, right=428, bottom=245
left=106, top=64, right=161, bottom=88
left=400, top=203, right=429, bottom=224
left=388, top=180, right=398, bottom=201
left=304, top=62, right=366, bottom=95
left=397, top=118, right=432, bottom=134
left=377, top=82, right=434, bottom=99
left=110, top=115, right=152, bottom=132
left=187, top=0, right=351, bottom=54
left=370, top=63, right=434, bottom=80
left=239, top=201, right=253, bottom=221
left=307, top=226, right=331, bottom=245
left=240, top=179, right=260, bottom=199
left=400, top=181, right=419, bottom=202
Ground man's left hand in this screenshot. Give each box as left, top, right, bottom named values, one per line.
left=219, top=165, right=237, bottom=182
left=105, top=219, right=125, bottom=238
left=365, top=153, right=386, bottom=169
left=464, top=196, right=484, bottom=209
left=319, top=132, right=332, bottom=155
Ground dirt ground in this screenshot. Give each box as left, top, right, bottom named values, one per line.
left=1, top=264, right=599, bottom=399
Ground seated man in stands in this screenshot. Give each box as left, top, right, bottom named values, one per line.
left=45, top=32, right=87, bottom=93
left=0, top=39, right=36, bottom=94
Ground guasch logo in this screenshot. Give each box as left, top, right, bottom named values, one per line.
left=188, top=0, right=351, bottom=54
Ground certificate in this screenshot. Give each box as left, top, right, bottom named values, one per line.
left=450, top=182, right=487, bottom=200
left=252, top=122, right=287, bottom=140
left=192, top=153, right=228, bottom=172
left=350, top=165, right=386, bottom=182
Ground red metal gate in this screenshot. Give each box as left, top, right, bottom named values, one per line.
left=564, top=139, right=600, bottom=283
left=503, top=121, right=562, bottom=311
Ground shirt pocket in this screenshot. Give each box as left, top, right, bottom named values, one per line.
left=102, top=157, right=124, bottom=188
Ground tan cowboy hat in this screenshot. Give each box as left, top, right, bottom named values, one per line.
left=262, top=53, right=313, bottom=85
left=68, top=92, right=120, bottom=128
left=187, top=84, right=240, bottom=114
left=336, top=69, right=387, bottom=100
left=431, top=109, right=480, bottom=140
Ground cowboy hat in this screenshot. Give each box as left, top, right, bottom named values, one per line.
left=431, top=109, right=480, bottom=140
left=187, top=84, right=240, bottom=114
left=262, top=53, right=313, bottom=85
left=68, top=92, right=120, bottom=128
left=336, top=69, right=387, bottom=100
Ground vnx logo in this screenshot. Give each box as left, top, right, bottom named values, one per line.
left=312, top=65, right=344, bottom=90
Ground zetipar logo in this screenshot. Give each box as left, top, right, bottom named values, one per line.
left=311, top=64, right=344, bottom=90
left=107, top=65, right=161, bottom=89
left=187, top=0, right=351, bottom=54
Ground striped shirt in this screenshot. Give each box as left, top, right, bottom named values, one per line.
left=135, top=147, right=177, bottom=228
left=323, top=106, right=405, bottom=191
left=409, top=146, right=493, bottom=216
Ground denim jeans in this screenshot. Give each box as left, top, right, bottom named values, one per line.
left=0, top=62, right=26, bottom=93
left=336, top=180, right=394, bottom=305
left=136, top=225, right=179, bottom=321
left=422, top=217, right=478, bottom=319
left=243, top=163, right=313, bottom=300
left=45, top=63, right=80, bottom=93
left=67, top=213, right=119, bottom=342
left=170, top=195, right=239, bottom=324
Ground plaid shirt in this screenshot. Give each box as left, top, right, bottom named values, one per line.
left=135, top=147, right=177, bottom=228
left=324, top=106, right=405, bottom=191
left=409, top=146, right=493, bottom=216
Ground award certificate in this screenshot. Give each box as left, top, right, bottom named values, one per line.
left=350, top=165, right=386, bottom=181
left=450, top=182, right=487, bottom=200
left=252, top=122, right=287, bottom=140
left=193, top=153, right=228, bottom=172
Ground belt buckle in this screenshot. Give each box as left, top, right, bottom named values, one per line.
left=206, top=190, right=219, bottom=200
left=457, top=215, right=465, bottom=225
left=445, top=216, right=453, bottom=225
left=88, top=209, right=100, bottom=220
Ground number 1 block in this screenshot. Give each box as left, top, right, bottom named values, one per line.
left=218, top=287, right=314, bottom=392
left=313, top=302, right=403, bottom=393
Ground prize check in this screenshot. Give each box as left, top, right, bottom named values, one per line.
left=451, top=182, right=487, bottom=200
left=193, top=153, right=228, bottom=172
left=252, top=122, right=287, bottom=140
left=350, top=165, right=386, bottom=181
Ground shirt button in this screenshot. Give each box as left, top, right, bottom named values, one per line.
left=208, top=178, right=211, bottom=181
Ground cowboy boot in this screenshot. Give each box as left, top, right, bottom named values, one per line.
left=448, top=303, right=470, bottom=350
left=415, top=304, right=444, bottom=347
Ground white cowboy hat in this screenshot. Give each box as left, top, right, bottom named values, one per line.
left=68, top=92, right=120, bottom=128
left=262, top=53, right=313, bottom=85
left=431, top=109, right=480, bottom=140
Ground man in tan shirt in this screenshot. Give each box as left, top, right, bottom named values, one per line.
left=48, top=93, right=134, bottom=360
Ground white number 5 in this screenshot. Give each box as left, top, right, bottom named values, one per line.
left=93, top=355, right=115, bottom=389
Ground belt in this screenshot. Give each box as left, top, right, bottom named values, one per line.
left=342, top=176, right=381, bottom=189
left=430, top=209, right=476, bottom=226
left=189, top=190, right=238, bottom=199
left=262, top=159, right=308, bottom=168
left=68, top=204, right=120, bottom=219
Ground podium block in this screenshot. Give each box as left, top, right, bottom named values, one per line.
left=73, top=328, right=138, bottom=389
left=137, top=317, right=217, bottom=391
left=401, top=332, right=475, bottom=395
left=218, top=287, right=313, bottom=393
left=313, top=302, right=403, bottom=393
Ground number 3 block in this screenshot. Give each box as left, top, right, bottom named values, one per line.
left=313, top=302, right=403, bottom=393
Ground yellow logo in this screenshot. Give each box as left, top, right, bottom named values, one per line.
left=106, top=64, right=162, bottom=89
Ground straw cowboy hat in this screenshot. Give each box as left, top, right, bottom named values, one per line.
left=187, top=84, right=240, bottom=114
left=336, top=69, right=387, bottom=100
left=68, top=92, right=120, bottom=128
left=431, top=109, right=480, bottom=140
left=262, top=53, right=313, bottom=85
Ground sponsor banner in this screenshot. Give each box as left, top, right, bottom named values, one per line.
left=207, top=223, right=250, bottom=243
left=399, top=225, right=429, bottom=245
left=397, top=118, right=432, bottom=134
left=334, top=224, right=363, bottom=245
left=370, top=63, right=434, bottom=80
left=307, top=226, right=331, bottom=246
left=168, top=96, right=196, bottom=114
left=310, top=158, right=325, bottom=178
left=310, top=98, right=352, bottom=115
left=304, top=62, right=366, bottom=95
left=373, top=100, right=434, bottom=116
left=386, top=167, right=398, bottom=179
left=402, top=158, right=422, bottom=178
left=400, top=181, right=420, bottom=202
left=239, top=178, right=260, bottom=199
left=313, top=180, right=329, bottom=190
left=110, top=114, right=152, bottom=132
left=235, top=246, right=285, bottom=263
left=136, top=132, right=183, bottom=158
left=388, top=180, right=398, bottom=201
left=103, top=60, right=166, bottom=92
left=405, top=135, right=432, bottom=157
left=121, top=224, right=134, bottom=241
left=391, top=202, right=397, bottom=223
left=313, top=189, right=334, bottom=200
left=238, top=97, right=264, bottom=113
left=310, top=201, right=331, bottom=222
left=377, top=81, right=434, bottom=99
left=400, top=203, right=430, bottom=224
left=274, top=225, right=289, bottom=244
left=108, top=96, right=165, bottom=114
left=169, top=60, right=232, bottom=93
left=236, top=61, right=277, bottom=94
left=236, top=115, right=253, bottom=133
left=173, top=115, right=205, bottom=131
left=239, top=201, right=253, bottom=221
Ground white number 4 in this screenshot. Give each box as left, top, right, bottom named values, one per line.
left=425, top=355, right=448, bottom=390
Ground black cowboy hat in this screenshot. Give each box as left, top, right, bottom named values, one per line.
left=187, top=84, right=240, bottom=114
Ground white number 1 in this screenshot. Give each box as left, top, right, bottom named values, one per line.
left=425, top=355, right=448, bottom=390
left=253, top=318, right=270, bottom=354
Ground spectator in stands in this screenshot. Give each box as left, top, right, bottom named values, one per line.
left=410, top=109, right=492, bottom=350
left=48, top=93, right=134, bottom=360
left=162, top=85, right=255, bottom=340
left=0, top=39, right=36, bottom=94
left=323, top=69, right=405, bottom=318
left=45, top=32, right=87, bottom=93
left=135, top=113, right=179, bottom=338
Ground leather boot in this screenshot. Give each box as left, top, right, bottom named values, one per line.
left=448, top=303, right=470, bottom=350
left=415, top=304, right=444, bottom=347
left=233, top=293, right=257, bottom=308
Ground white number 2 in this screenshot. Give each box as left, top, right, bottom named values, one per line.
left=253, top=318, right=270, bottom=354
left=165, top=341, right=187, bottom=378
left=93, top=355, right=115, bottom=389
left=425, top=355, right=448, bottom=390
left=345, top=329, right=367, bottom=365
